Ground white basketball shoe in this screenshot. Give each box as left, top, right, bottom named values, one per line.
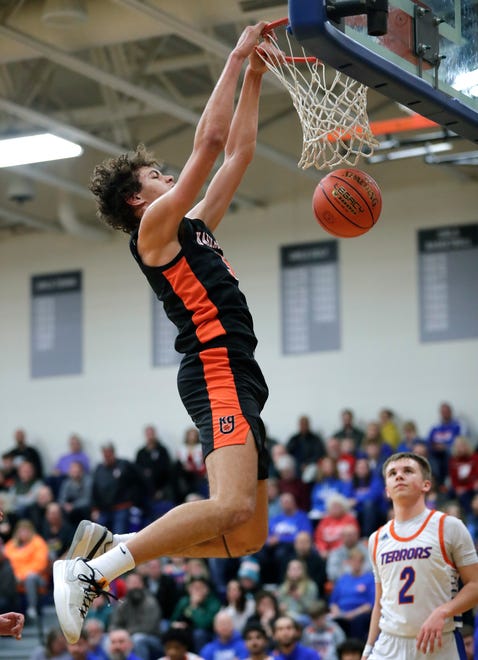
left=67, top=520, right=114, bottom=560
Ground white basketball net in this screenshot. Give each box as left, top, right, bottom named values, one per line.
left=259, top=29, right=379, bottom=170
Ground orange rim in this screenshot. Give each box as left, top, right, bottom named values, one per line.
left=261, top=18, right=318, bottom=64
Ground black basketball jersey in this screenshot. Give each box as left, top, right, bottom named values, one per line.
left=129, top=217, right=258, bottom=355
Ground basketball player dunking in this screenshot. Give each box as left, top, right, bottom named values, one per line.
left=53, top=22, right=282, bottom=645
left=363, top=452, right=478, bottom=660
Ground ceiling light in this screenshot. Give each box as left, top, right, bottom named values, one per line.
left=367, top=142, right=452, bottom=164
left=0, top=133, right=83, bottom=168
left=452, top=68, right=478, bottom=97
left=42, top=0, right=88, bottom=27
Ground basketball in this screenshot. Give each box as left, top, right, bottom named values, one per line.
left=313, top=168, right=382, bottom=238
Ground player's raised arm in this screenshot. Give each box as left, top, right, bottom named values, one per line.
left=137, top=22, right=268, bottom=262
left=189, top=39, right=280, bottom=230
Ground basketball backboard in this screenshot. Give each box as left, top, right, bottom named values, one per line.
left=288, top=0, right=478, bottom=143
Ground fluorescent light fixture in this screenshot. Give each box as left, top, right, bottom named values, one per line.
left=452, top=68, right=478, bottom=97
left=367, top=142, right=452, bottom=164
left=42, top=0, right=88, bottom=27
left=0, top=133, right=83, bottom=168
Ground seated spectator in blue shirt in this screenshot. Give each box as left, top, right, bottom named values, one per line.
left=396, top=421, right=423, bottom=453
left=200, top=611, right=249, bottom=660
left=427, top=401, right=465, bottom=484
left=309, top=457, right=353, bottom=521
left=256, top=493, right=313, bottom=585
left=348, top=458, right=387, bottom=537
left=272, top=616, right=321, bottom=660
left=328, top=548, right=374, bottom=643
left=52, top=434, right=90, bottom=476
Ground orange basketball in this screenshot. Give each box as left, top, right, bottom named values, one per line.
left=313, top=168, right=382, bottom=238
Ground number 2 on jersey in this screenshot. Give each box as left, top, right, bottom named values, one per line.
left=399, top=566, right=415, bottom=604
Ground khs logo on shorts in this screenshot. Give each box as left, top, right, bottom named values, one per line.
left=219, top=415, right=235, bottom=434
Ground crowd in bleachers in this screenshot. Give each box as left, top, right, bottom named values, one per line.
left=0, top=401, right=477, bottom=660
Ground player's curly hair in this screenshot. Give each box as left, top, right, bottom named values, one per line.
left=88, top=144, right=159, bottom=234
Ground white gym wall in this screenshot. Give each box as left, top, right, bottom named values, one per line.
left=0, top=173, right=477, bottom=468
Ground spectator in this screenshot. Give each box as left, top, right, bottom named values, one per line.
left=4, top=519, right=49, bottom=621
left=0, top=536, right=19, bottom=613
left=184, top=559, right=211, bottom=583
left=288, top=531, right=327, bottom=598
left=348, top=458, right=386, bottom=537
left=286, top=416, right=326, bottom=481
left=135, top=424, right=173, bottom=516
left=207, top=555, right=240, bottom=603
left=170, top=576, right=221, bottom=652
left=138, top=558, right=181, bottom=623
left=257, top=492, right=313, bottom=584
left=269, top=444, right=289, bottom=480
left=40, top=502, right=75, bottom=561
left=314, top=495, right=359, bottom=559
left=309, top=457, right=353, bottom=521
left=378, top=409, right=401, bottom=450
left=244, top=590, right=280, bottom=644
left=396, top=421, right=422, bottom=453
left=5, top=428, right=44, bottom=479
left=174, top=428, right=208, bottom=502
left=67, top=628, right=105, bottom=660
left=57, top=460, right=93, bottom=525
left=460, top=623, right=474, bottom=660
left=359, top=428, right=391, bottom=478
left=160, top=626, right=205, bottom=660
left=427, top=401, right=464, bottom=485
left=236, top=557, right=262, bottom=600
left=9, top=461, right=44, bottom=522
left=276, top=559, right=319, bottom=623
left=163, top=557, right=189, bottom=589
left=1, top=452, right=17, bottom=489
left=336, top=438, right=356, bottom=483
left=84, top=618, right=109, bottom=660
left=272, top=615, right=320, bottom=660
left=302, top=600, right=345, bottom=660
left=242, top=622, right=273, bottom=660
left=29, top=626, right=70, bottom=660
left=25, top=485, right=55, bottom=534
left=91, top=442, right=144, bottom=534
left=448, top=435, right=478, bottom=514
left=335, top=639, right=364, bottom=660
left=200, top=610, right=249, bottom=660
left=326, top=524, right=371, bottom=583
left=328, top=548, right=374, bottom=642
left=109, top=570, right=162, bottom=660
left=333, top=410, right=364, bottom=450
left=220, top=579, right=256, bottom=633
left=106, top=628, right=142, bottom=660
left=266, top=478, right=281, bottom=519
left=85, top=593, right=112, bottom=632
left=51, top=433, right=91, bottom=477
left=275, top=454, right=310, bottom=513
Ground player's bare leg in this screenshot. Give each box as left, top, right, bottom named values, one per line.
left=126, top=429, right=268, bottom=562
left=54, top=431, right=268, bottom=643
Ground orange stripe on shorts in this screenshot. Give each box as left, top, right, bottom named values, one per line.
left=199, top=347, right=250, bottom=450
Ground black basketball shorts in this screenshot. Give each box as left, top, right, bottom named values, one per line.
left=177, top=346, right=270, bottom=479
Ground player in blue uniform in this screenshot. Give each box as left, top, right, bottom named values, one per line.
left=53, top=22, right=281, bottom=645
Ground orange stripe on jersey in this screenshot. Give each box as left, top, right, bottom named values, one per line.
left=199, top=347, right=250, bottom=450
left=163, top=256, right=226, bottom=344
left=390, top=509, right=435, bottom=541
left=373, top=527, right=382, bottom=564
left=438, top=513, right=455, bottom=567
